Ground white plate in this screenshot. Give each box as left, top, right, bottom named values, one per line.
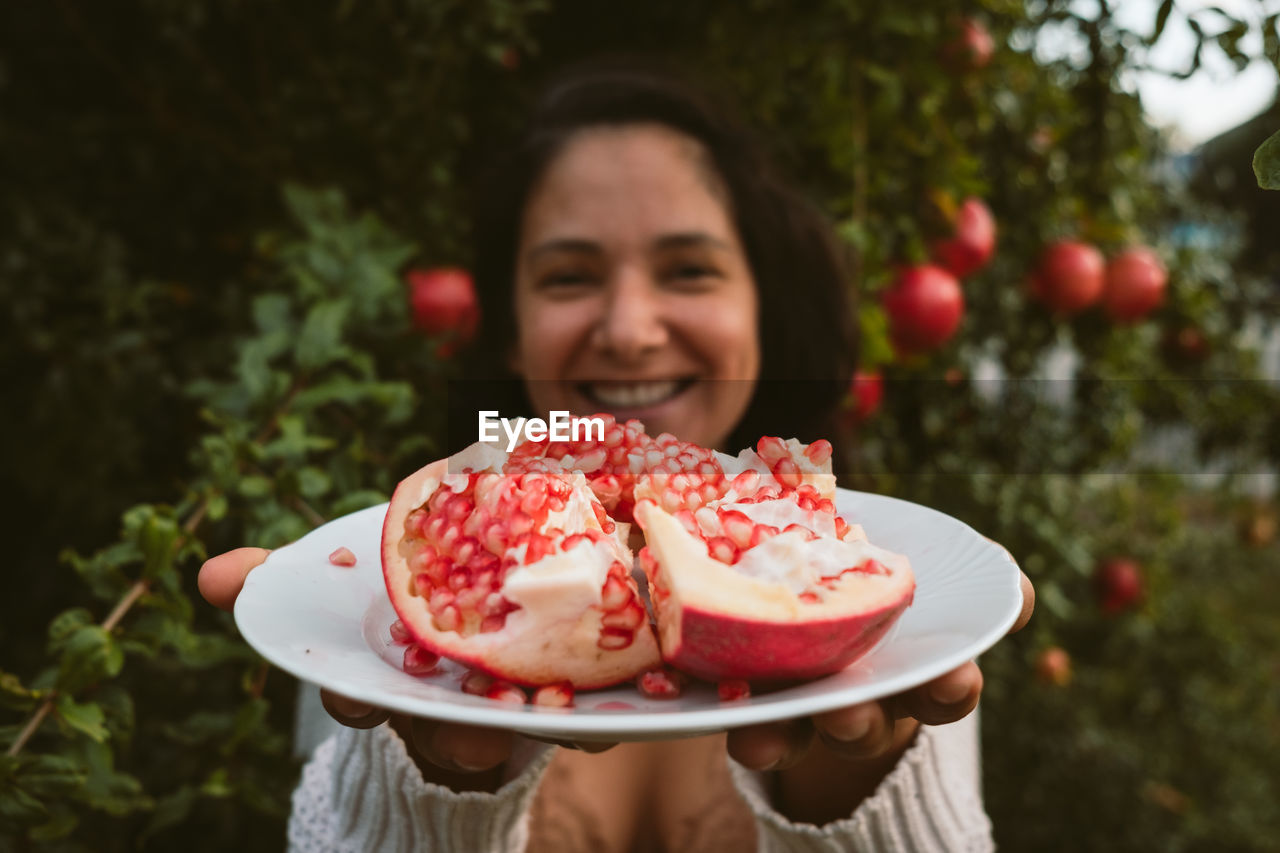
left=235, top=490, right=1022, bottom=742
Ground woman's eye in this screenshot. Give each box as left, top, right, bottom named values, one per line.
left=667, top=264, right=718, bottom=282
left=542, top=271, right=596, bottom=288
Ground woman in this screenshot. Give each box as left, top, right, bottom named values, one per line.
left=201, top=59, right=1034, bottom=852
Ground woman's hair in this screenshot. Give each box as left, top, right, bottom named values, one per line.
left=460, top=56, right=856, bottom=453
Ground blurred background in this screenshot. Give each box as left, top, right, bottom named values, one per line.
left=2, top=0, right=1278, bottom=849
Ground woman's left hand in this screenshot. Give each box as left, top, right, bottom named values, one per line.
left=725, top=568, right=1034, bottom=820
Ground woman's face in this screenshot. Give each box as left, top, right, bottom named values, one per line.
left=511, top=123, right=760, bottom=450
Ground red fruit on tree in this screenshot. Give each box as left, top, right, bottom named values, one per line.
left=1102, top=247, right=1167, bottom=324
left=1035, top=646, right=1072, bottom=687
left=882, top=265, right=965, bottom=354
left=1094, top=557, right=1143, bottom=615
left=1161, top=325, right=1211, bottom=366
left=406, top=267, right=480, bottom=345
left=943, top=18, right=995, bottom=71
left=1029, top=241, right=1106, bottom=316
left=848, top=370, right=884, bottom=422
left=931, top=197, right=997, bottom=278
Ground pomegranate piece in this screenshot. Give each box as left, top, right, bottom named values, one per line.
left=485, top=681, right=528, bottom=704
left=383, top=438, right=661, bottom=690
left=633, top=437, right=914, bottom=683
left=328, top=547, right=357, bottom=567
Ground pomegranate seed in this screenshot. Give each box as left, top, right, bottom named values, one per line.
left=637, top=668, right=685, bottom=699
left=718, top=680, right=751, bottom=701
left=597, top=627, right=634, bottom=650
left=835, top=517, right=851, bottom=539
left=433, top=605, right=461, bottom=632
left=532, top=683, right=575, bottom=707
left=798, top=591, right=822, bottom=604
left=461, top=671, right=493, bottom=695
left=600, top=575, right=631, bottom=611
left=757, top=436, right=788, bottom=464
left=773, top=458, right=803, bottom=489
left=720, top=510, right=754, bottom=548
left=403, top=644, right=441, bottom=676
left=389, top=619, right=412, bottom=644
left=601, top=601, right=646, bottom=630
left=731, top=470, right=760, bottom=494
left=486, top=682, right=527, bottom=704
left=428, top=588, right=455, bottom=614
left=707, top=537, right=737, bottom=564
left=804, top=439, right=833, bottom=465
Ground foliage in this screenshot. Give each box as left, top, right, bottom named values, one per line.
left=2, top=0, right=1279, bottom=850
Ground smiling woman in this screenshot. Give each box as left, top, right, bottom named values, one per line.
left=463, top=58, right=856, bottom=455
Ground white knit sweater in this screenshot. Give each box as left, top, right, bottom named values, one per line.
left=286, top=711, right=993, bottom=852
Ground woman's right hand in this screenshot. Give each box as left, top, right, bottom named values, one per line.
left=197, top=548, right=570, bottom=790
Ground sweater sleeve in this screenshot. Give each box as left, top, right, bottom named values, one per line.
left=728, top=711, right=994, bottom=853
left=287, top=723, right=554, bottom=853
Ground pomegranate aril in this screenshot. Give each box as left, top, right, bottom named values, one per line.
left=486, top=682, right=527, bottom=704
left=707, top=537, right=737, bottom=564
left=403, top=644, right=441, bottom=676
left=773, top=458, right=803, bottom=489
left=798, top=591, right=822, bottom=604
left=433, top=605, right=461, bottom=632
left=718, top=679, right=751, bottom=701
left=328, top=546, right=358, bottom=567
left=731, top=470, right=760, bottom=494
left=835, top=517, right=851, bottom=539
left=461, top=671, right=493, bottom=695
left=601, top=575, right=631, bottom=611
left=804, top=439, right=833, bottom=465
left=637, top=668, right=685, bottom=699
left=757, top=436, right=789, bottom=464
left=720, top=510, right=755, bottom=549
left=597, top=627, right=634, bottom=650
left=601, top=602, right=646, bottom=630
left=428, top=588, right=455, bottom=613
left=389, top=619, right=412, bottom=644
left=532, top=683, right=575, bottom=707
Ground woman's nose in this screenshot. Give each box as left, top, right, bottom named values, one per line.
left=593, top=267, right=669, bottom=362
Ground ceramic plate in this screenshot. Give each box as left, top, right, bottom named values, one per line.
left=235, top=489, right=1022, bottom=742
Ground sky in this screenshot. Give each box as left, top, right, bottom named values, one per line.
left=1035, top=0, right=1279, bottom=150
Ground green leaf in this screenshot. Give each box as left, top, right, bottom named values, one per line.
left=125, top=505, right=180, bottom=581
left=47, top=608, right=93, bottom=654
left=17, top=754, right=88, bottom=799
left=252, top=292, right=294, bottom=335
left=0, top=670, right=46, bottom=711
left=295, top=299, right=351, bottom=370
left=55, top=694, right=109, bottom=742
left=75, top=738, right=152, bottom=815
left=1253, top=129, right=1280, bottom=190
left=297, top=466, right=332, bottom=499
left=56, top=626, right=125, bottom=693
left=238, top=475, right=274, bottom=498
left=140, top=786, right=198, bottom=844
left=0, top=781, right=48, bottom=824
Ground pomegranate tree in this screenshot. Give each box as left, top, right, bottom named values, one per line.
left=382, top=417, right=915, bottom=689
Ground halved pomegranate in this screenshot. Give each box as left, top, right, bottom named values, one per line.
left=382, top=441, right=661, bottom=689
left=382, top=419, right=915, bottom=690
left=633, top=438, right=915, bottom=682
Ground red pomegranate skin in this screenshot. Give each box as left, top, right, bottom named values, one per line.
left=1102, top=247, right=1167, bottom=324
left=406, top=267, right=479, bottom=339
left=882, top=265, right=965, bottom=354
left=1030, top=241, right=1105, bottom=316
left=1095, top=557, right=1143, bottom=615
left=932, top=197, right=997, bottom=278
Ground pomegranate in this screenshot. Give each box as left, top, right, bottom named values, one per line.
left=1094, top=557, right=1143, bottom=615
left=406, top=267, right=479, bottom=347
left=1035, top=646, right=1072, bottom=687
left=328, top=547, right=357, bottom=567
left=1102, top=247, right=1167, bottom=324
left=882, top=265, right=965, bottom=354
left=634, top=437, right=915, bottom=683
left=383, top=418, right=915, bottom=690
left=847, top=369, right=884, bottom=423
left=943, top=18, right=995, bottom=71
left=931, top=197, right=997, bottom=278
left=1029, top=241, right=1105, bottom=316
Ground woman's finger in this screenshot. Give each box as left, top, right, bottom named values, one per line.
left=890, top=661, right=983, bottom=726
left=320, top=689, right=391, bottom=729
left=811, top=701, right=897, bottom=760
left=1012, top=570, right=1035, bottom=633
left=197, top=547, right=272, bottom=612
left=725, top=718, right=815, bottom=771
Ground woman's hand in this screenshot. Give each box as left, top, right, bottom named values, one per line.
left=197, top=548, right=612, bottom=791
left=725, top=568, right=1035, bottom=824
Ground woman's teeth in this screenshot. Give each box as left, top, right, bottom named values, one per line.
left=588, top=380, right=684, bottom=408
